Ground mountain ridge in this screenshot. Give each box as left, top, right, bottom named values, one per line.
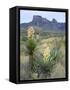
left=20, top=15, right=65, bottom=33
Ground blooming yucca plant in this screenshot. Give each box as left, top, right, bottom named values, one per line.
left=25, top=27, right=37, bottom=78
left=32, top=47, right=59, bottom=79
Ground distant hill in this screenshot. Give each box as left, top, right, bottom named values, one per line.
left=20, top=15, right=65, bottom=33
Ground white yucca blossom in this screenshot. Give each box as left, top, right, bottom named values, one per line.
left=27, top=26, right=35, bottom=38
left=43, top=47, right=50, bottom=60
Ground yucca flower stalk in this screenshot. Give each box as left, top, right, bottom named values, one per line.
left=43, top=47, right=50, bottom=61
left=26, top=27, right=37, bottom=78
left=27, top=27, right=35, bottom=39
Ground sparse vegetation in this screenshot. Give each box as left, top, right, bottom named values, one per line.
left=20, top=26, right=65, bottom=80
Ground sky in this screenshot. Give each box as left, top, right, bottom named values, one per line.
left=20, top=10, right=65, bottom=24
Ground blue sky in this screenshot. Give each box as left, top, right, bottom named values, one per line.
left=20, top=10, right=65, bottom=24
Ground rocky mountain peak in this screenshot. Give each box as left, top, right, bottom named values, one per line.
left=52, top=18, right=57, bottom=23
